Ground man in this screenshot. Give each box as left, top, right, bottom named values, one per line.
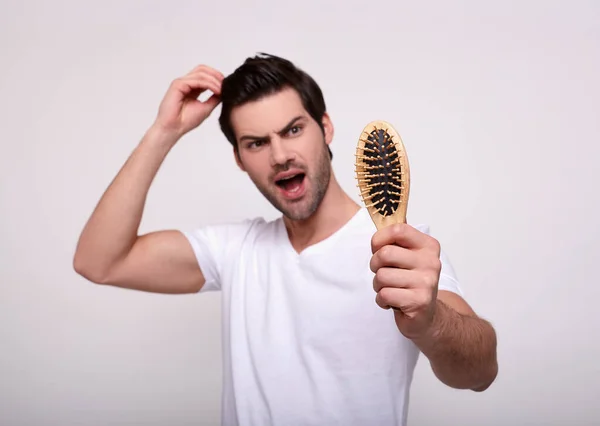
left=74, top=53, right=497, bottom=425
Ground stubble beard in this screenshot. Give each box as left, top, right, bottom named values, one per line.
left=256, top=143, right=331, bottom=221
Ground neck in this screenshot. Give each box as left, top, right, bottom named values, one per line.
left=283, top=171, right=360, bottom=253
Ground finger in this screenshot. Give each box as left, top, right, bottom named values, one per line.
left=371, top=223, right=438, bottom=254
left=371, top=223, right=424, bottom=252
left=375, top=289, right=392, bottom=310
left=186, top=70, right=224, bottom=91
left=372, top=267, right=418, bottom=292
left=370, top=244, right=419, bottom=273
left=184, top=73, right=222, bottom=95
left=375, top=287, right=426, bottom=312
left=187, top=93, right=221, bottom=116
left=375, top=287, right=411, bottom=310
left=200, top=93, right=221, bottom=110
left=175, top=75, right=221, bottom=97
left=186, top=84, right=221, bottom=104
left=187, top=64, right=225, bottom=82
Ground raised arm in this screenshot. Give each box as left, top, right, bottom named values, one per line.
left=73, top=65, right=224, bottom=294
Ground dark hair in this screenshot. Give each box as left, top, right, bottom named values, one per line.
left=218, top=53, right=332, bottom=159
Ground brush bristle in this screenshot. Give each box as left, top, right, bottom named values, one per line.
left=356, top=127, right=403, bottom=217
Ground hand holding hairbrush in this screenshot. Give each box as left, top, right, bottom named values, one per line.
left=356, top=120, right=442, bottom=340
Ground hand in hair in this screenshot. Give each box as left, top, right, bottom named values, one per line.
left=153, top=64, right=224, bottom=141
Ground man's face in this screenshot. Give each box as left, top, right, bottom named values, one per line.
left=230, top=87, right=334, bottom=221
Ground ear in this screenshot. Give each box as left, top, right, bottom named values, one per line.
left=234, top=146, right=246, bottom=172
left=321, top=112, right=334, bottom=146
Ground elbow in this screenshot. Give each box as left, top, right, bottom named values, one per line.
left=471, top=370, right=498, bottom=392
left=471, top=358, right=499, bottom=393
left=472, top=323, right=499, bottom=392
left=73, top=252, right=111, bottom=285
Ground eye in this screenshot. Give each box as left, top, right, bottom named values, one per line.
left=287, top=125, right=302, bottom=136
left=248, top=140, right=266, bottom=149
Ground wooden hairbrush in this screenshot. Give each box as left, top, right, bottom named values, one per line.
left=355, top=120, right=410, bottom=229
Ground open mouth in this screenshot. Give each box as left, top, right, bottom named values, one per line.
left=275, top=173, right=306, bottom=198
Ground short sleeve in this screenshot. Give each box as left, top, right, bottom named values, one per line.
left=180, top=218, right=262, bottom=292
left=412, top=223, right=464, bottom=297
left=437, top=248, right=464, bottom=297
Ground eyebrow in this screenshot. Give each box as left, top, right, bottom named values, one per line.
left=239, top=115, right=305, bottom=143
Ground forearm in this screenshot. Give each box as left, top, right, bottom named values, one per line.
left=73, top=125, right=177, bottom=281
left=412, top=299, right=498, bottom=391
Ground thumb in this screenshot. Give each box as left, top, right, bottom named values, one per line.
left=187, top=94, right=221, bottom=120
left=202, top=93, right=221, bottom=113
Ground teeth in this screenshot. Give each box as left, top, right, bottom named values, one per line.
left=277, top=173, right=302, bottom=183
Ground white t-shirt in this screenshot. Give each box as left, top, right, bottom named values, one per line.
left=183, top=207, right=463, bottom=426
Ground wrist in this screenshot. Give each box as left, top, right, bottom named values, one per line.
left=411, top=299, right=448, bottom=347
left=144, top=123, right=181, bottom=151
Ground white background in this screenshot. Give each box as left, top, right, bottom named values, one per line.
left=1, top=0, right=599, bottom=425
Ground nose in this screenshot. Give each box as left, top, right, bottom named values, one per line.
left=269, top=136, right=295, bottom=166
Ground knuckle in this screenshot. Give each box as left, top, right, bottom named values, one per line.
left=428, top=237, right=441, bottom=253
left=417, top=291, right=430, bottom=307
left=191, top=64, right=208, bottom=74
left=172, top=77, right=186, bottom=88
left=423, top=272, right=438, bottom=289
left=392, top=223, right=406, bottom=238
left=379, top=287, right=394, bottom=305
left=370, top=234, right=379, bottom=253
left=375, top=268, right=393, bottom=289
left=379, top=245, right=394, bottom=262
left=428, top=257, right=442, bottom=272
left=369, top=256, right=377, bottom=273
left=375, top=292, right=386, bottom=309
left=375, top=269, right=387, bottom=285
